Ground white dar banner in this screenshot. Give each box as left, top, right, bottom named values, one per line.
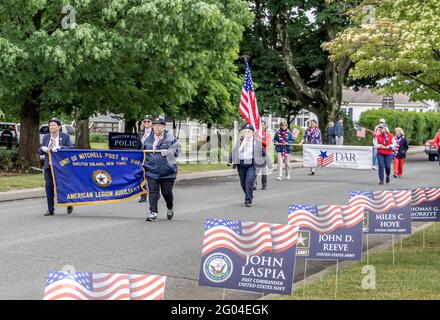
left=303, top=145, right=373, bottom=170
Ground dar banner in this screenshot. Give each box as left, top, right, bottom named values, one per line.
left=349, top=190, right=412, bottom=234
left=49, top=149, right=147, bottom=206
left=303, top=145, right=373, bottom=170
left=199, top=218, right=298, bottom=295
left=288, top=204, right=364, bottom=260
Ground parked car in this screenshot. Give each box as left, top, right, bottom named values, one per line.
left=39, top=123, right=76, bottom=145
left=425, top=139, right=438, bottom=161
left=0, top=122, right=20, bottom=149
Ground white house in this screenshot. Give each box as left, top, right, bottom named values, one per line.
left=340, top=87, right=433, bottom=123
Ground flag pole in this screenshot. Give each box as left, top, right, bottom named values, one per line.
left=303, top=259, right=308, bottom=298
left=366, top=234, right=369, bottom=265
left=334, top=260, right=339, bottom=300
left=392, top=235, right=395, bottom=267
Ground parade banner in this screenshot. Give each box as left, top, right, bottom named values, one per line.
left=349, top=190, right=412, bottom=234
left=288, top=204, right=364, bottom=260
left=411, top=188, right=440, bottom=221
left=199, top=218, right=298, bottom=295
left=49, top=149, right=147, bottom=206
left=303, top=145, right=373, bottom=170
left=43, top=271, right=166, bottom=300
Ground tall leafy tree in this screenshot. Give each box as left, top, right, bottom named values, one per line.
left=240, top=0, right=354, bottom=133
left=0, top=0, right=252, bottom=166
left=324, top=0, right=440, bottom=103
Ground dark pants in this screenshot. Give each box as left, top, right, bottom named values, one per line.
left=237, top=161, right=256, bottom=204
left=377, top=154, right=392, bottom=183
left=44, top=168, right=55, bottom=212
left=147, top=178, right=175, bottom=213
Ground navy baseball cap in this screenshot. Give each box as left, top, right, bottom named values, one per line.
left=48, top=118, right=62, bottom=126
left=152, top=117, right=166, bottom=125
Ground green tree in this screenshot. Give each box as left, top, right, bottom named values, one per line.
left=0, top=0, right=252, bottom=165
left=240, top=0, right=355, bottom=134
left=324, top=0, right=440, bottom=102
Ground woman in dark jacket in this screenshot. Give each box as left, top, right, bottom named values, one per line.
left=142, top=117, right=180, bottom=222
left=392, top=127, right=409, bottom=178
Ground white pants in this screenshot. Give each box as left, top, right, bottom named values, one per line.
left=335, top=137, right=344, bottom=145
left=278, top=154, right=290, bottom=178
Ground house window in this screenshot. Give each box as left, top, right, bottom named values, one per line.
left=382, top=96, right=395, bottom=109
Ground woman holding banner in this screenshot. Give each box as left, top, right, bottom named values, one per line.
left=300, top=120, right=322, bottom=176
left=374, top=124, right=395, bottom=185
left=273, top=121, right=295, bottom=180
left=392, top=127, right=409, bottom=178
left=143, top=117, right=180, bottom=222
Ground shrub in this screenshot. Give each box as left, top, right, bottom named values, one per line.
left=0, top=148, right=21, bottom=172
left=89, top=134, right=108, bottom=143
left=359, top=109, right=440, bottom=145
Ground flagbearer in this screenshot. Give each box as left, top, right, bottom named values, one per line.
left=39, top=118, right=74, bottom=216
left=137, top=115, right=154, bottom=203
left=230, top=124, right=266, bottom=207
left=143, top=117, right=180, bottom=222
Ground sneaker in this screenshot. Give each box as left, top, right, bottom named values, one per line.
left=245, top=203, right=252, bottom=207
left=146, top=212, right=158, bottom=222
left=386, top=176, right=390, bottom=184
left=167, top=209, right=174, bottom=220
left=286, top=176, right=291, bottom=180
left=277, top=176, right=282, bottom=181
left=372, top=166, right=378, bottom=170
left=379, top=182, right=384, bottom=185
left=44, top=210, right=54, bottom=216
left=393, top=174, right=398, bottom=178
left=67, top=206, right=73, bottom=214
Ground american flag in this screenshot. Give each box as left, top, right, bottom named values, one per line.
left=349, top=190, right=398, bottom=213
left=239, top=62, right=261, bottom=137
left=292, top=128, right=300, bottom=138
left=270, top=224, right=299, bottom=253
left=412, top=188, right=427, bottom=206
left=288, top=205, right=344, bottom=234
left=202, top=218, right=298, bottom=257
left=391, top=190, right=412, bottom=208
left=341, top=205, right=365, bottom=228
left=43, top=271, right=166, bottom=300
left=425, top=187, right=440, bottom=202
left=356, top=126, right=366, bottom=138
left=317, top=150, right=334, bottom=167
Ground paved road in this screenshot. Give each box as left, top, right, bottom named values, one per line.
left=0, top=154, right=438, bottom=300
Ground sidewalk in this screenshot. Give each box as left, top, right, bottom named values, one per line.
left=0, top=145, right=425, bottom=202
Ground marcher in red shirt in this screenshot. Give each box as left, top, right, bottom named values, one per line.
left=254, top=120, right=272, bottom=190
left=374, top=124, right=395, bottom=184
left=434, top=129, right=440, bottom=166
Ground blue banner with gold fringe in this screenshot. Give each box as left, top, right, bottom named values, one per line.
left=49, top=150, right=147, bottom=206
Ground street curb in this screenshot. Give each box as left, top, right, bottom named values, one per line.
left=258, top=221, right=434, bottom=300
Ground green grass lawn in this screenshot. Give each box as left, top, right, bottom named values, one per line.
left=279, top=224, right=440, bottom=300
left=90, top=142, right=109, bottom=150
left=0, top=174, right=44, bottom=192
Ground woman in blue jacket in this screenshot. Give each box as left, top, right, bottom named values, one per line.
left=142, top=117, right=180, bottom=222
